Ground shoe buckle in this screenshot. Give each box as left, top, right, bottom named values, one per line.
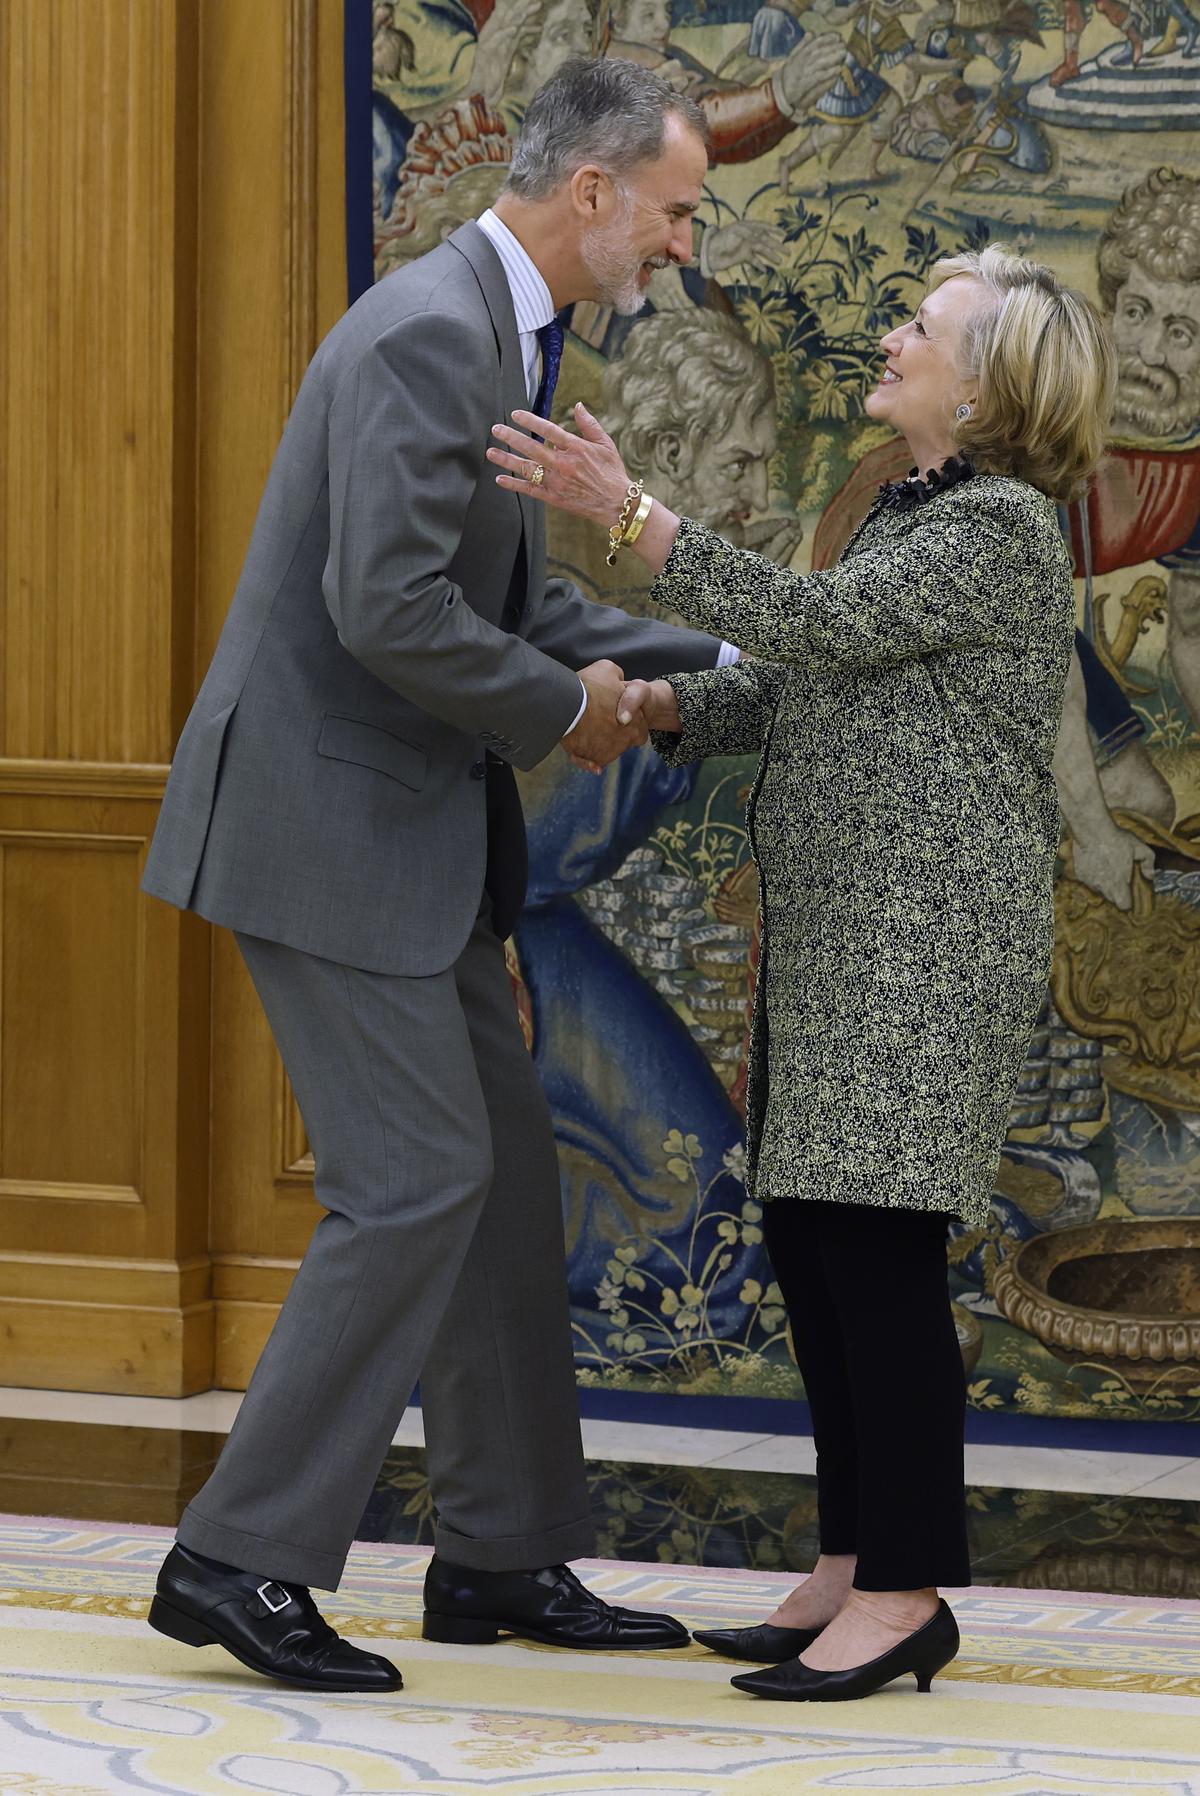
left=257, top=1581, right=292, bottom=1614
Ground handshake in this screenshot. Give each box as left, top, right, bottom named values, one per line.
left=562, top=659, right=682, bottom=773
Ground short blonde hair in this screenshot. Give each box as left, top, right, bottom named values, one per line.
left=929, top=244, right=1116, bottom=503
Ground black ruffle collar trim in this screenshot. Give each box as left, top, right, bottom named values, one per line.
left=878, top=454, right=975, bottom=509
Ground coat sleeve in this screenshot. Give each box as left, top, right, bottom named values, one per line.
left=649, top=483, right=1069, bottom=673
left=523, top=574, right=725, bottom=679
left=324, top=311, right=583, bottom=771
left=650, top=659, right=788, bottom=765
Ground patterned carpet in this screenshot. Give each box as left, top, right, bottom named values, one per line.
left=1, top=1515, right=1198, bottom=1795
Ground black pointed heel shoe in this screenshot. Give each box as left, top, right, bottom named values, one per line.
left=692, top=1622, right=823, bottom=1663
left=730, top=1598, right=959, bottom=1702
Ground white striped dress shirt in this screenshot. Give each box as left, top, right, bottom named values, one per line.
left=477, top=208, right=556, bottom=406
left=475, top=209, right=737, bottom=735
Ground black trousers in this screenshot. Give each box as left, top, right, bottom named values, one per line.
left=762, top=1198, right=972, bottom=1592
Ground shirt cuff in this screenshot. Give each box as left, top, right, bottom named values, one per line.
left=567, top=679, right=588, bottom=735
left=716, top=641, right=741, bottom=667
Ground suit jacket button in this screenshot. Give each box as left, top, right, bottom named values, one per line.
left=470, top=760, right=487, bottom=779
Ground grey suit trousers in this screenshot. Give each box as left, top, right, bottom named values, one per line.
left=175, top=896, right=594, bottom=1590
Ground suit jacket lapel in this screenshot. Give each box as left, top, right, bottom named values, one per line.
left=448, top=221, right=538, bottom=577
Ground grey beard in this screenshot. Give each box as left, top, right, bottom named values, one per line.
left=580, top=228, right=642, bottom=317
left=1113, top=357, right=1200, bottom=444
left=580, top=205, right=667, bottom=318
left=669, top=480, right=747, bottom=544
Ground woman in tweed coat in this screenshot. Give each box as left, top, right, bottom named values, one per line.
left=490, top=244, right=1114, bottom=1700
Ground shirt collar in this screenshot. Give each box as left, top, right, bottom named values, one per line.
left=477, top=208, right=556, bottom=336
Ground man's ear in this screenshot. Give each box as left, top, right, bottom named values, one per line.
left=569, top=163, right=607, bottom=218
left=652, top=431, right=690, bottom=479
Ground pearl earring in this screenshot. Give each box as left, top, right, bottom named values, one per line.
left=955, top=403, right=973, bottom=422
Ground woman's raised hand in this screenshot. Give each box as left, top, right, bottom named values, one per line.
left=489, top=404, right=633, bottom=528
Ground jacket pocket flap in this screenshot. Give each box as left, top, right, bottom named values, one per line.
left=317, top=714, right=427, bottom=791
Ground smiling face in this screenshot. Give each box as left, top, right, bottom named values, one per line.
left=1110, top=263, right=1200, bottom=445
left=577, top=111, right=708, bottom=315
left=866, top=275, right=989, bottom=466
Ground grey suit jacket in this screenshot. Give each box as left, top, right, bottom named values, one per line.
left=142, top=221, right=722, bottom=974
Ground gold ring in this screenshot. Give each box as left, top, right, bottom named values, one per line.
left=530, top=463, right=545, bottom=487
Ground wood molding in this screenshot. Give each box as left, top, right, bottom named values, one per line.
left=215, top=1302, right=282, bottom=1392
left=285, top=0, right=320, bottom=402
left=213, top=1255, right=300, bottom=1304
left=212, top=1255, right=302, bottom=1391
left=278, top=1063, right=316, bottom=1183
left=0, top=1302, right=214, bottom=1397
left=0, top=1251, right=214, bottom=1398
left=0, top=1180, right=142, bottom=1207
left=0, top=1252, right=210, bottom=1308
left=0, top=761, right=170, bottom=799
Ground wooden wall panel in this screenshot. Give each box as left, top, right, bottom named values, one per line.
left=0, top=2, right=181, bottom=765
left=2, top=837, right=141, bottom=1189
left=0, top=768, right=214, bottom=1390
left=0, top=1, right=211, bottom=1395
left=0, top=0, right=345, bottom=1396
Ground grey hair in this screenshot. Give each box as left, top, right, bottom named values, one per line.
left=602, top=310, right=773, bottom=464
left=504, top=56, right=710, bottom=202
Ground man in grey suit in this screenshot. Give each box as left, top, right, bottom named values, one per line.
left=142, top=58, right=736, bottom=1691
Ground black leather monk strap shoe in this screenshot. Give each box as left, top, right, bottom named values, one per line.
left=692, top=1621, right=824, bottom=1663
left=148, top=1543, right=403, bottom=1692
left=422, top=1557, right=689, bottom=1650
left=730, top=1598, right=960, bottom=1701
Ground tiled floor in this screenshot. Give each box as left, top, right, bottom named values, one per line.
left=0, top=1387, right=1196, bottom=1598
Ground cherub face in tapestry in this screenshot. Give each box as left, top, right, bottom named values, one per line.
left=611, top=0, right=675, bottom=51
left=509, top=0, right=597, bottom=101
left=1100, top=169, right=1200, bottom=449
left=603, top=311, right=777, bottom=547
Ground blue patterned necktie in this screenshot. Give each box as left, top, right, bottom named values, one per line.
left=533, top=316, right=564, bottom=420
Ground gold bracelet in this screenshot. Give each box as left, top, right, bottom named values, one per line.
left=606, top=479, right=644, bottom=567
left=622, top=489, right=654, bottom=548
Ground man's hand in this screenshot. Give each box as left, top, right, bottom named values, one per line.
left=703, top=220, right=790, bottom=276
left=617, top=678, right=682, bottom=735
left=776, top=31, right=847, bottom=117
left=563, top=660, right=649, bottom=773
left=741, top=506, right=805, bottom=566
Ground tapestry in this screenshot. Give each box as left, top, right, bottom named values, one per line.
left=363, top=0, right=1200, bottom=1424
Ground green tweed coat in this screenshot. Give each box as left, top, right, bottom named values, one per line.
left=650, top=470, right=1075, bottom=1228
